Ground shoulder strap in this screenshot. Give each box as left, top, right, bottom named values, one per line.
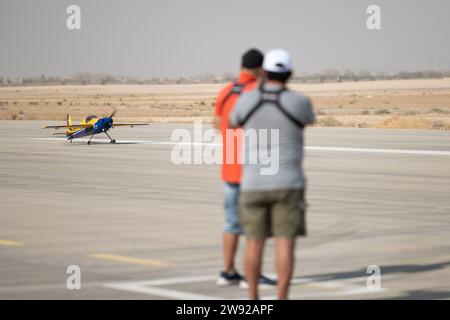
left=218, top=80, right=252, bottom=114
left=238, top=82, right=304, bottom=128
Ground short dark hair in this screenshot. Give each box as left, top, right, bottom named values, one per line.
left=266, top=71, right=292, bottom=83
left=241, top=49, right=264, bottom=69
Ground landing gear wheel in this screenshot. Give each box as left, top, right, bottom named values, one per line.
left=87, top=141, right=91, bottom=145
left=110, top=139, right=116, bottom=144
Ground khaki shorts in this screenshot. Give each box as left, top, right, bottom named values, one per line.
left=239, top=189, right=307, bottom=239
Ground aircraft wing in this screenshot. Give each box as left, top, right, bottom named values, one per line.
left=42, top=124, right=93, bottom=129
left=112, top=123, right=149, bottom=127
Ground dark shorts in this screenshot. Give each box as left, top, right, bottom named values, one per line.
left=239, top=189, right=306, bottom=239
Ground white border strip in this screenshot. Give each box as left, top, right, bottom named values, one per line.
left=29, top=137, right=450, bottom=156
left=103, top=275, right=386, bottom=300
left=306, top=146, right=450, bottom=156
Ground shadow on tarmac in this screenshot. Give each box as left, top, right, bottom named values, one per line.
left=386, top=290, right=450, bottom=300
left=297, top=260, right=450, bottom=300
left=68, top=141, right=139, bottom=145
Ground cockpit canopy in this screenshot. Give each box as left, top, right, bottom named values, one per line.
left=85, top=115, right=98, bottom=122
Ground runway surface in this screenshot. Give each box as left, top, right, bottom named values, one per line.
left=0, top=121, right=449, bottom=299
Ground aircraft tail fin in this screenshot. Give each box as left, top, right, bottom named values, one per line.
left=66, top=114, right=73, bottom=136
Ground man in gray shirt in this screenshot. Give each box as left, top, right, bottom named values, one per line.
left=229, top=49, right=315, bottom=300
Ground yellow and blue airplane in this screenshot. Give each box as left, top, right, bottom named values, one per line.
left=43, top=111, right=148, bottom=144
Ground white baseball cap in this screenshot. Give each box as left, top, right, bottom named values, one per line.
left=263, top=49, right=293, bottom=73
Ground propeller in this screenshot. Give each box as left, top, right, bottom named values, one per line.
left=109, top=108, right=117, bottom=119
left=105, top=108, right=116, bottom=128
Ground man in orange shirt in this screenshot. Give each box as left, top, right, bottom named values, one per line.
left=214, top=49, right=275, bottom=288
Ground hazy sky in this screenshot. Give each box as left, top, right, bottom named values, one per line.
left=1, top=0, right=450, bottom=78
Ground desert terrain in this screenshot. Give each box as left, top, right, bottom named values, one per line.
left=1, top=78, right=450, bottom=129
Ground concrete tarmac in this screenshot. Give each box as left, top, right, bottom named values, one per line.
left=0, top=121, right=449, bottom=299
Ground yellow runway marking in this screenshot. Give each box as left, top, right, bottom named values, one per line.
left=88, top=253, right=168, bottom=267
left=0, top=239, right=24, bottom=247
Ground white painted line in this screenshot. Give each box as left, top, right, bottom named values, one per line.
left=260, top=287, right=385, bottom=300
left=28, top=137, right=218, bottom=146
left=104, top=276, right=221, bottom=300
left=306, top=146, right=450, bottom=156
left=29, top=137, right=450, bottom=156
left=102, top=274, right=387, bottom=300
left=106, top=282, right=222, bottom=300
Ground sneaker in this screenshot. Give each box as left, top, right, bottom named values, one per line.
left=216, top=271, right=244, bottom=287
left=239, top=275, right=277, bottom=290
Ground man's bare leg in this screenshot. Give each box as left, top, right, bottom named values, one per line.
left=276, top=237, right=295, bottom=300
left=245, top=238, right=265, bottom=300
left=223, top=233, right=239, bottom=273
